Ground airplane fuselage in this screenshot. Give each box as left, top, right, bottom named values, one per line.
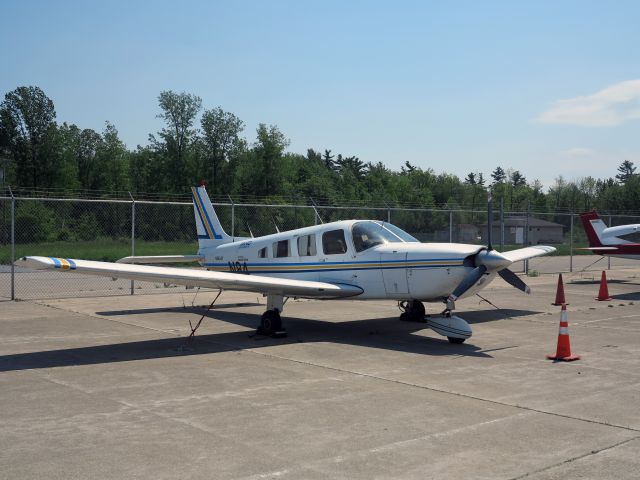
left=197, top=220, right=495, bottom=302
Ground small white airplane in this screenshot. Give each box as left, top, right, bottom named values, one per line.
left=580, top=210, right=640, bottom=260
left=16, top=185, right=555, bottom=343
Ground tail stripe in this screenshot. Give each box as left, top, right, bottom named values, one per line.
left=191, top=187, right=222, bottom=240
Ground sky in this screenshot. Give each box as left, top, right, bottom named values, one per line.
left=2, top=0, right=640, bottom=189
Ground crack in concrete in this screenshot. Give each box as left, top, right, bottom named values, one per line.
left=507, top=435, right=640, bottom=480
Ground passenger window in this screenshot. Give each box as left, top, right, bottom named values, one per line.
left=272, top=240, right=290, bottom=258
left=322, top=230, right=348, bottom=255
left=258, top=247, right=268, bottom=258
left=297, top=234, right=317, bottom=256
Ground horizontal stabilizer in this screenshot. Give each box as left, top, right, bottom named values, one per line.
left=501, top=245, right=556, bottom=263
left=116, top=255, right=204, bottom=264
left=576, top=247, right=619, bottom=251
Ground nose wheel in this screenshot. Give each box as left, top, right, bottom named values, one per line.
left=399, top=300, right=427, bottom=323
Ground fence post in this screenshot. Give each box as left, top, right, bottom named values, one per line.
left=524, top=201, right=530, bottom=274
left=449, top=210, right=453, bottom=243
left=228, top=195, right=235, bottom=242
left=129, top=192, right=135, bottom=295
left=499, top=198, right=504, bottom=251
left=309, top=197, right=322, bottom=225
left=9, top=186, right=15, bottom=300
left=608, top=215, right=612, bottom=270
left=569, top=213, right=574, bottom=273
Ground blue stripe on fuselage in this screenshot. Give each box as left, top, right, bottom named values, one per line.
left=204, top=257, right=465, bottom=274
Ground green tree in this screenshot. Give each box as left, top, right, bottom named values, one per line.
left=200, top=107, right=245, bottom=194
left=615, top=160, right=636, bottom=184
left=491, top=166, right=506, bottom=185
left=253, top=124, right=289, bottom=196
left=464, top=172, right=477, bottom=185
left=153, top=91, right=202, bottom=191
left=0, top=86, right=58, bottom=187
left=98, top=122, right=129, bottom=191
left=76, top=128, right=103, bottom=190
left=322, top=149, right=335, bottom=171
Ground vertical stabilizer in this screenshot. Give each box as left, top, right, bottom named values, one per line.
left=191, top=185, right=232, bottom=249
left=579, top=210, right=606, bottom=247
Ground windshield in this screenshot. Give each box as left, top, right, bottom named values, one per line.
left=382, top=222, right=419, bottom=242
left=352, top=221, right=405, bottom=252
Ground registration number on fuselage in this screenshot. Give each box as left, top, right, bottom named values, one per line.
left=228, top=261, right=249, bottom=273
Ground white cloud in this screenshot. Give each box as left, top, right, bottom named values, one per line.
left=536, top=79, right=640, bottom=126
left=562, top=147, right=594, bottom=158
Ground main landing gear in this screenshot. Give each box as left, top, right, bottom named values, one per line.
left=399, top=299, right=472, bottom=344
left=256, top=294, right=288, bottom=338
left=399, top=300, right=426, bottom=323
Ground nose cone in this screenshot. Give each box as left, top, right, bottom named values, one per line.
left=475, top=249, right=512, bottom=271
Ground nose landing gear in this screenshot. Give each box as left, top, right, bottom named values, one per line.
left=399, top=299, right=472, bottom=344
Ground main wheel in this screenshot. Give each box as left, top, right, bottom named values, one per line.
left=259, top=310, right=282, bottom=335
left=399, top=300, right=426, bottom=322
left=448, top=336, right=465, bottom=344
left=410, top=300, right=425, bottom=319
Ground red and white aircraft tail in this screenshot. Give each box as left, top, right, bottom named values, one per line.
left=579, top=210, right=640, bottom=259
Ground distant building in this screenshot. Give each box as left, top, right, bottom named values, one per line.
left=478, top=217, right=564, bottom=245
left=421, top=224, right=480, bottom=243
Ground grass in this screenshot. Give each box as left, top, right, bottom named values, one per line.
left=1, top=239, right=198, bottom=263
left=1, top=239, right=591, bottom=265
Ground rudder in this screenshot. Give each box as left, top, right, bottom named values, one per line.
left=579, top=210, right=606, bottom=247
left=191, top=185, right=232, bottom=249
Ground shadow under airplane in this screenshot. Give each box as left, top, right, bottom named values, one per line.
left=0, top=307, right=541, bottom=373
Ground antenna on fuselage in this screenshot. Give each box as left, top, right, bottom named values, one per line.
left=245, top=221, right=254, bottom=238
left=271, top=216, right=280, bottom=233
left=487, top=189, right=493, bottom=251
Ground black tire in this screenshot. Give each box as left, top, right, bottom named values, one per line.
left=399, top=311, right=411, bottom=322
left=259, top=310, right=282, bottom=334
left=410, top=300, right=425, bottom=320
left=448, top=336, right=465, bottom=344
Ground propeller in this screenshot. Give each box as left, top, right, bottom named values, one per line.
left=498, top=268, right=531, bottom=294
left=445, top=189, right=531, bottom=310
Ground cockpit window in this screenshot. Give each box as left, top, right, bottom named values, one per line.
left=382, top=222, right=419, bottom=242
left=352, top=221, right=407, bottom=252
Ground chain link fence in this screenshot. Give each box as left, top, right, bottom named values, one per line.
left=2, top=193, right=640, bottom=300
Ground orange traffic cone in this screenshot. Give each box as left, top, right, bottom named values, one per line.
left=547, top=304, right=580, bottom=361
left=596, top=271, right=612, bottom=301
left=552, top=273, right=568, bottom=306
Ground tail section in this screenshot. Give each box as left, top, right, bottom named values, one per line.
left=191, top=185, right=232, bottom=249
left=580, top=210, right=606, bottom=247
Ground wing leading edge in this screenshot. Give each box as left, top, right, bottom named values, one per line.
left=15, top=256, right=363, bottom=299
left=501, top=245, right=556, bottom=263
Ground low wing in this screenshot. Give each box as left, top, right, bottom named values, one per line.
left=16, top=256, right=363, bottom=299
left=501, top=245, right=556, bottom=263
